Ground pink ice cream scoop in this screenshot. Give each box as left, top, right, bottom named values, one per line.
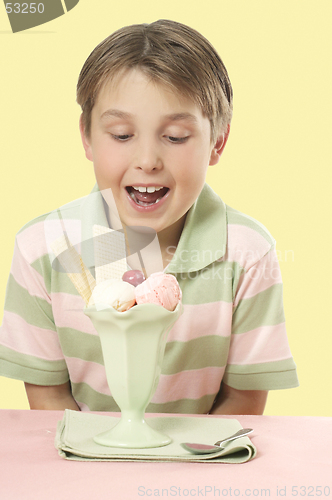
left=135, top=272, right=182, bottom=311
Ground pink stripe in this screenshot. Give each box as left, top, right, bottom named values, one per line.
left=16, top=219, right=81, bottom=264
left=67, top=357, right=110, bottom=395
left=167, top=302, right=233, bottom=342
left=51, top=293, right=97, bottom=335
left=152, top=367, right=225, bottom=404
left=224, top=224, right=272, bottom=270
left=67, top=357, right=224, bottom=404
left=0, top=311, right=64, bottom=360
left=10, top=242, right=51, bottom=303
left=16, top=221, right=48, bottom=264
left=227, top=322, right=292, bottom=365
left=234, top=249, right=283, bottom=306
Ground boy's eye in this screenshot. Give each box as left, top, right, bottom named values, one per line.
left=166, top=136, right=189, bottom=144
left=111, top=134, right=132, bottom=141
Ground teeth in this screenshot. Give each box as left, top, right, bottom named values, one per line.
left=132, top=186, right=164, bottom=193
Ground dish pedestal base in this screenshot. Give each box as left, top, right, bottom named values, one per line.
left=94, top=412, right=171, bottom=449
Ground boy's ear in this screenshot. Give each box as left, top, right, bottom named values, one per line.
left=209, top=124, right=230, bottom=166
left=79, top=115, right=93, bottom=162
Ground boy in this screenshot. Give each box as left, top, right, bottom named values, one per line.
left=0, top=20, right=298, bottom=414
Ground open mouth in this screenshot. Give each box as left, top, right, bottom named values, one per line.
left=126, top=186, right=170, bottom=207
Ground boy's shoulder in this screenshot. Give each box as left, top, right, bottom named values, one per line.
left=200, top=183, right=276, bottom=249
left=225, top=203, right=276, bottom=269
left=226, top=204, right=275, bottom=246
left=17, top=196, right=86, bottom=236
left=15, top=195, right=87, bottom=264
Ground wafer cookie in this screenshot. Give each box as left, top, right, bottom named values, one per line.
left=93, top=225, right=127, bottom=283
left=51, top=234, right=96, bottom=305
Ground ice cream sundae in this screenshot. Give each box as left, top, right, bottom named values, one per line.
left=88, top=271, right=181, bottom=312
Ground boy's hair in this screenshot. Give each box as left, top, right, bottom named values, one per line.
left=77, top=19, right=233, bottom=144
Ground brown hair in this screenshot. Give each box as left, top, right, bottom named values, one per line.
left=77, top=19, right=233, bottom=144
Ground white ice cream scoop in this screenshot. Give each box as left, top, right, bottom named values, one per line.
left=89, top=279, right=136, bottom=311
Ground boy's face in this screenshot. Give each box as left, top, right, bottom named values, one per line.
left=80, top=69, right=224, bottom=241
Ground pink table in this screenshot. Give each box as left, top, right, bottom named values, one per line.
left=0, top=410, right=331, bottom=500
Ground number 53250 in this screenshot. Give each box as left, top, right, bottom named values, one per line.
left=5, top=3, right=45, bottom=14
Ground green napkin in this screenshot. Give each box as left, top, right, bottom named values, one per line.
left=55, top=410, right=256, bottom=463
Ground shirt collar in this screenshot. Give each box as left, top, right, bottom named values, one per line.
left=166, top=183, right=227, bottom=274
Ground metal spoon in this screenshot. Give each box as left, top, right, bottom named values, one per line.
left=181, top=428, right=253, bottom=455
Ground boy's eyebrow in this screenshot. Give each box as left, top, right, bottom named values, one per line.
left=164, top=113, right=198, bottom=124
left=100, top=109, right=198, bottom=124
left=100, top=109, right=133, bottom=121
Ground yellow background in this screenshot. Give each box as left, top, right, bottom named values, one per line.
left=0, top=1, right=331, bottom=415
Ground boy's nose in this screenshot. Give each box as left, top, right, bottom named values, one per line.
left=135, top=141, right=163, bottom=172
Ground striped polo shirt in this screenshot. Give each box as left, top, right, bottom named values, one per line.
left=0, top=183, right=298, bottom=413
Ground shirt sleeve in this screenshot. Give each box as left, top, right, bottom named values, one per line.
left=223, top=245, right=299, bottom=391
left=0, top=236, right=69, bottom=386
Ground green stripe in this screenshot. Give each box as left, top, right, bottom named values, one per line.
left=59, top=328, right=104, bottom=364
left=147, top=394, right=216, bottom=414
left=175, top=260, right=244, bottom=305
left=163, top=336, right=230, bottom=374
left=30, top=254, right=83, bottom=296
left=232, top=284, right=285, bottom=334
left=226, top=206, right=275, bottom=246
left=52, top=271, right=82, bottom=296
left=72, top=382, right=119, bottom=411
left=0, top=345, right=68, bottom=385
left=54, top=274, right=82, bottom=296
left=31, top=253, right=52, bottom=295
left=60, top=329, right=229, bottom=372
left=226, top=357, right=297, bottom=374
left=5, top=275, right=56, bottom=331
left=223, top=358, right=299, bottom=390
left=72, top=381, right=216, bottom=413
